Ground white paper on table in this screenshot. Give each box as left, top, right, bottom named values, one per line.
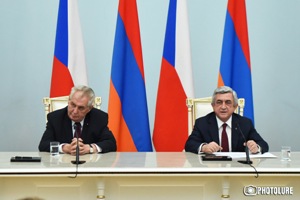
left=213, top=152, right=277, bottom=159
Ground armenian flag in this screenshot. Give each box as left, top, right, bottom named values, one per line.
left=108, top=0, right=152, bottom=152
left=218, top=0, right=254, bottom=122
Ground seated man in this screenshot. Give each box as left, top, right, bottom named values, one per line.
left=185, top=86, right=268, bottom=154
left=39, top=85, right=117, bottom=155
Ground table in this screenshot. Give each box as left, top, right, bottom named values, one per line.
left=0, top=152, right=299, bottom=200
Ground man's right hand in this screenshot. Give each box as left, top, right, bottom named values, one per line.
left=201, top=142, right=222, bottom=154
left=62, top=138, right=83, bottom=155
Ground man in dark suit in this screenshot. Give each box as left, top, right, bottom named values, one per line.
left=185, top=86, right=268, bottom=154
left=39, top=85, right=116, bottom=155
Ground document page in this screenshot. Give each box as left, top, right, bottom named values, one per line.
left=212, top=152, right=277, bottom=159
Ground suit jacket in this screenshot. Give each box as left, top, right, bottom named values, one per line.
left=38, top=107, right=117, bottom=153
left=185, top=112, right=269, bottom=154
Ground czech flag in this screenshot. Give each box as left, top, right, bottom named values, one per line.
left=218, top=0, right=254, bottom=123
left=108, top=0, right=152, bottom=152
left=50, top=0, right=88, bottom=97
left=153, top=0, right=194, bottom=151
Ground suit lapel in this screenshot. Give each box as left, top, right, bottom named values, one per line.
left=207, top=113, right=220, bottom=144
left=82, top=110, right=91, bottom=140
left=63, top=111, right=73, bottom=140
left=231, top=114, right=240, bottom=151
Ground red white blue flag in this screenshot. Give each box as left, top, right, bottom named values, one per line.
left=218, top=0, right=254, bottom=123
left=108, top=0, right=152, bottom=152
left=50, top=0, right=88, bottom=97
left=153, top=0, right=194, bottom=151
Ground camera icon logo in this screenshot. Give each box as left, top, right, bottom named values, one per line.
left=244, top=185, right=257, bottom=196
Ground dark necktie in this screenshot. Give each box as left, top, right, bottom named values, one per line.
left=221, top=123, right=229, bottom=152
left=74, top=122, right=82, bottom=138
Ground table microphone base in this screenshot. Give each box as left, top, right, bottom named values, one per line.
left=71, top=160, right=86, bottom=164
left=238, top=160, right=253, bottom=164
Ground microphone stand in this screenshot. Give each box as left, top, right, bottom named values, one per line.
left=238, top=145, right=252, bottom=164
left=236, top=122, right=253, bottom=164
left=71, top=124, right=86, bottom=165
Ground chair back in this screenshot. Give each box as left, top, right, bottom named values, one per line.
left=43, top=96, right=102, bottom=122
left=186, top=97, right=245, bottom=135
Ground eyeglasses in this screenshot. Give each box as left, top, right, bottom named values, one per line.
left=214, top=100, right=233, bottom=106
left=68, top=101, right=89, bottom=112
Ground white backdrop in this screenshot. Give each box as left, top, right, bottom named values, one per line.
left=0, top=0, right=299, bottom=152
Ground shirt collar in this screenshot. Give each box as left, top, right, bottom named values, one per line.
left=72, top=119, right=84, bottom=127
left=216, top=115, right=232, bottom=129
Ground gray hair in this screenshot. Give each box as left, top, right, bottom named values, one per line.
left=212, top=86, right=238, bottom=106
left=69, top=85, right=95, bottom=107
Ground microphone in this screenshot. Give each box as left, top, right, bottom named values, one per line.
left=236, top=122, right=252, bottom=164
left=71, top=123, right=86, bottom=165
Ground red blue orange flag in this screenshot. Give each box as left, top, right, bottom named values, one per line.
left=218, top=0, right=254, bottom=123
left=108, top=0, right=152, bottom=152
left=153, top=0, right=194, bottom=151
left=50, top=0, right=88, bottom=97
